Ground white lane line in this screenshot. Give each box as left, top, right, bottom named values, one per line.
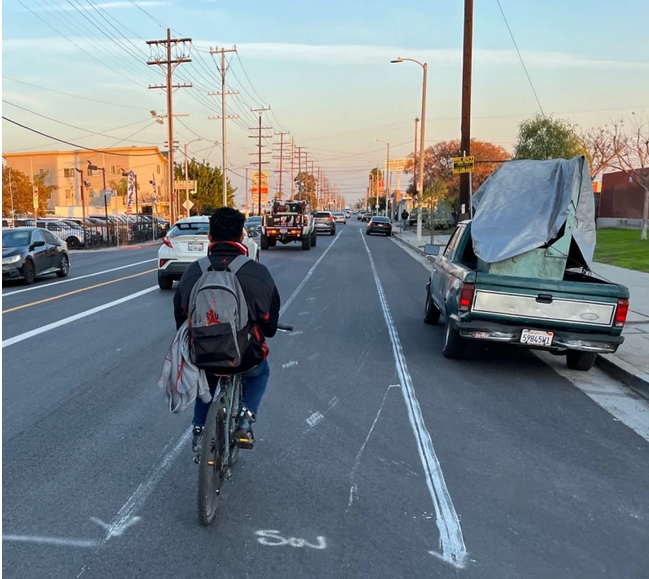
left=306, top=411, right=325, bottom=428
left=360, top=230, right=468, bottom=569
left=2, top=286, right=158, bottom=348
left=2, top=259, right=157, bottom=297
left=2, top=534, right=99, bottom=548
left=348, top=384, right=397, bottom=508
left=279, top=232, right=342, bottom=316
left=282, top=360, right=299, bottom=369
left=104, top=430, right=190, bottom=541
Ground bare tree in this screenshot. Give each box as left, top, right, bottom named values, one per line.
left=613, top=115, right=649, bottom=240
left=581, top=122, right=624, bottom=180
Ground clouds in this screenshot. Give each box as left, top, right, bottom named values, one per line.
left=4, top=37, right=647, bottom=71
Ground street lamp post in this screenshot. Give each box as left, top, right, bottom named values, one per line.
left=375, top=139, right=390, bottom=217
left=391, top=57, right=427, bottom=242
left=88, top=161, right=110, bottom=245
left=74, top=168, right=89, bottom=240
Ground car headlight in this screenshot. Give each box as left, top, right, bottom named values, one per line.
left=3, top=255, right=23, bottom=265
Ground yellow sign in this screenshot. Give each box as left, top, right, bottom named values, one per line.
left=384, top=158, right=408, bottom=173
left=452, top=156, right=475, bottom=174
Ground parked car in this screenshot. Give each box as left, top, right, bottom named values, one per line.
left=157, top=216, right=259, bottom=290
left=366, top=216, right=393, bottom=236
left=2, top=227, right=70, bottom=284
left=333, top=212, right=347, bottom=224
left=313, top=211, right=336, bottom=235
left=16, top=218, right=94, bottom=248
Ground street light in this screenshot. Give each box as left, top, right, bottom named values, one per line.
left=391, top=56, right=428, bottom=242
left=374, top=139, right=390, bottom=218
left=88, top=161, right=111, bottom=238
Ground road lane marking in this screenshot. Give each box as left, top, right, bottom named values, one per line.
left=2, top=258, right=157, bottom=297
left=279, top=231, right=342, bottom=316
left=2, top=269, right=156, bottom=314
left=255, top=530, right=327, bottom=549
left=361, top=230, right=468, bottom=569
left=282, top=360, right=299, bottom=369
left=2, top=534, right=99, bottom=548
left=306, top=411, right=324, bottom=428
left=2, top=286, right=158, bottom=348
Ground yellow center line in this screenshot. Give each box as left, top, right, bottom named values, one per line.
left=2, top=268, right=157, bottom=314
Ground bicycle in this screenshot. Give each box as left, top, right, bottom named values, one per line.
left=197, top=322, right=294, bottom=526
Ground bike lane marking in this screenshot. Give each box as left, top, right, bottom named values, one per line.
left=360, top=229, right=468, bottom=570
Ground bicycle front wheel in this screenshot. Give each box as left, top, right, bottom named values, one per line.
left=197, top=395, right=227, bottom=526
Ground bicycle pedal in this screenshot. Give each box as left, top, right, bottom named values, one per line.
left=235, top=437, right=254, bottom=450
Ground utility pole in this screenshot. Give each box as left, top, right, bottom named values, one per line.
left=273, top=131, right=290, bottom=200
left=290, top=137, right=295, bottom=200
left=295, top=146, right=305, bottom=199
left=209, top=46, right=238, bottom=208
left=245, top=168, right=249, bottom=218
left=249, top=107, right=271, bottom=215
left=459, top=0, right=474, bottom=216
left=146, top=29, right=192, bottom=224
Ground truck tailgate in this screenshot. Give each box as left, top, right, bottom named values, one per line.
left=472, top=272, right=622, bottom=329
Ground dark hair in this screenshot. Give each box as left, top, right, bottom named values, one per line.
left=209, top=207, right=245, bottom=241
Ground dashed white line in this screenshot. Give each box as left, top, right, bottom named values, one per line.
left=360, top=230, right=468, bottom=569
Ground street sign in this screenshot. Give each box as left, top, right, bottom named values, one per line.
left=182, top=199, right=194, bottom=211
left=175, top=180, right=196, bottom=190
left=453, top=155, right=475, bottom=174
left=32, top=186, right=39, bottom=211
left=384, top=158, right=408, bottom=173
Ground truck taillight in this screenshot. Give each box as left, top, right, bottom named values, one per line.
left=459, top=283, right=475, bottom=312
left=162, top=236, right=173, bottom=248
left=614, top=298, right=629, bottom=327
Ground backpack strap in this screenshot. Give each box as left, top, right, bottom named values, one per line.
left=197, top=256, right=212, bottom=274
left=227, top=254, right=252, bottom=275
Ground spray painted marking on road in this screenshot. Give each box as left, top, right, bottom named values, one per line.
left=297, top=311, right=310, bottom=316
left=360, top=230, right=468, bottom=569
left=90, top=515, right=141, bottom=539
left=2, top=258, right=157, bottom=297
left=348, top=384, right=398, bottom=508
left=282, top=360, right=299, bottom=369
left=279, top=232, right=342, bottom=316
left=306, top=411, right=325, bottom=428
left=2, top=286, right=158, bottom=348
left=255, top=530, right=327, bottom=549
left=288, top=331, right=303, bottom=337
left=2, top=534, right=99, bottom=548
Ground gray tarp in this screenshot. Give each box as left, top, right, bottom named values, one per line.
left=471, top=156, right=596, bottom=266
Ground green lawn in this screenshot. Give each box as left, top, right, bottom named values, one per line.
left=594, top=229, right=649, bottom=273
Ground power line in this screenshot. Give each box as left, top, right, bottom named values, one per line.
left=495, top=0, right=544, bottom=116
left=2, top=116, right=163, bottom=156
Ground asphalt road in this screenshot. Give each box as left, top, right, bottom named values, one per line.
left=3, top=222, right=649, bottom=579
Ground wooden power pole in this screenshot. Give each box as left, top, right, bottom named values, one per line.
left=459, top=0, right=474, bottom=215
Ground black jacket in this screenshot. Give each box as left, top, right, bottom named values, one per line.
left=173, top=241, right=281, bottom=373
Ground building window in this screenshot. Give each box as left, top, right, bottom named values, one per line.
left=87, top=167, right=95, bottom=177
left=64, top=168, right=75, bottom=178
left=88, top=188, right=95, bottom=198
left=157, top=164, right=161, bottom=174
left=38, top=168, right=46, bottom=176
left=110, top=166, right=116, bottom=175
left=65, top=189, right=74, bottom=199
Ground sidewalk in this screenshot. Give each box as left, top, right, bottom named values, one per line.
left=394, top=229, right=649, bottom=398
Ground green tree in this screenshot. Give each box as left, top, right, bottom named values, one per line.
left=3, top=167, right=56, bottom=216
left=108, top=177, right=138, bottom=197
left=514, top=115, right=586, bottom=160
left=175, top=159, right=236, bottom=214
left=294, top=172, right=317, bottom=209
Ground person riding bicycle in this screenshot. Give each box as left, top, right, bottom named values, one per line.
left=173, top=207, right=280, bottom=453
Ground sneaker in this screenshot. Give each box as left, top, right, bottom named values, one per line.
left=233, top=408, right=256, bottom=449
left=191, top=425, right=204, bottom=454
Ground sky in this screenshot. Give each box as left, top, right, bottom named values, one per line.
left=2, top=0, right=649, bottom=205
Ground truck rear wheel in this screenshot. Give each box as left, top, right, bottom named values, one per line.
left=311, top=230, right=317, bottom=247
left=424, top=292, right=440, bottom=325
left=442, top=316, right=465, bottom=359
left=566, top=351, right=597, bottom=371
left=269, top=238, right=277, bottom=247
left=302, top=234, right=311, bottom=250
left=260, top=234, right=269, bottom=250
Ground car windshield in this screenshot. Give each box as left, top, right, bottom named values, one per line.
left=169, top=222, right=210, bottom=236
left=372, top=217, right=390, bottom=223
left=2, top=230, right=32, bottom=247
left=314, top=212, right=331, bottom=218
left=246, top=217, right=262, bottom=224
left=334, top=212, right=344, bottom=216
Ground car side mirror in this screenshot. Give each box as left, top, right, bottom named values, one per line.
left=424, top=244, right=440, bottom=256
left=31, top=240, right=46, bottom=249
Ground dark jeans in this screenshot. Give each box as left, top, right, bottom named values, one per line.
left=192, top=359, right=270, bottom=428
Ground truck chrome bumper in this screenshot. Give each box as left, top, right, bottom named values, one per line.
left=455, top=320, right=624, bottom=353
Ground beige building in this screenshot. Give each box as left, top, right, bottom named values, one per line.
left=3, top=146, right=169, bottom=217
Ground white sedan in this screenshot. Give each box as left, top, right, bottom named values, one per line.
left=157, top=216, right=259, bottom=290
left=333, top=212, right=347, bottom=224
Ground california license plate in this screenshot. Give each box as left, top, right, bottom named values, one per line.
left=280, top=227, right=287, bottom=233
left=520, top=329, right=554, bottom=346
left=188, top=242, right=204, bottom=252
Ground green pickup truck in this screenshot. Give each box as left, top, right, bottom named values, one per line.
left=423, top=221, right=630, bottom=371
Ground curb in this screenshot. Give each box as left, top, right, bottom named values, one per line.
left=394, top=232, right=649, bottom=397
left=596, top=354, right=649, bottom=400
left=70, top=241, right=162, bottom=254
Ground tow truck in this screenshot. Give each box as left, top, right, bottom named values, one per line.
left=260, top=200, right=317, bottom=250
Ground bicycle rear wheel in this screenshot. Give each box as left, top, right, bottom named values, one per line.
left=227, top=376, right=243, bottom=467
left=197, top=393, right=227, bottom=526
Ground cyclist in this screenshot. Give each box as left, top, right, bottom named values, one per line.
left=173, top=207, right=280, bottom=453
